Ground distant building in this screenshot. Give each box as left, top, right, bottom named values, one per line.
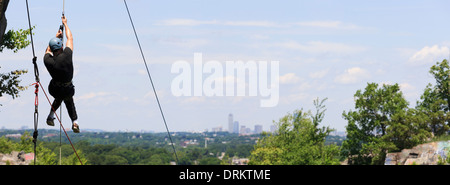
left=240, top=126, right=246, bottom=134
left=330, top=131, right=346, bottom=137
left=233, top=121, right=239, bottom=134
left=212, top=126, right=223, bottom=132
left=228, top=114, right=233, bottom=133
left=254, top=125, right=263, bottom=134
left=270, top=125, right=277, bottom=133
left=240, top=125, right=251, bottom=135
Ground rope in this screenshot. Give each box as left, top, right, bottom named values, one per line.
left=59, top=0, right=64, bottom=166
left=25, top=0, right=39, bottom=165
left=123, top=0, right=179, bottom=163
left=59, top=107, right=62, bottom=165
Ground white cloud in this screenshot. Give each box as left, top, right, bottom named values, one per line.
left=279, top=92, right=310, bottom=105
left=334, top=67, right=370, bottom=84
left=409, top=45, right=449, bottom=65
left=279, top=73, right=301, bottom=84
left=275, top=41, right=366, bottom=55
left=75, top=91, right=129, bottom=106
left=294, top=21, right=362, bottom=30
left=222, top=21, right=278, bottom=27
left=156, top=19, right=365, bottom=30
left=157, top=19, right=278, bottom=27
left=157, top=19, right=218, bottom=26
left=179, top=96, right=207, bottom=104
left=99, top=44, right=136, bottom=53
left=309, top=68, right=329, bottom=79
left=144, top=89, right=166, bottom=99
left=399, top=82, right=415, bottom=92
left=155, top=38, right=210, bottom=48
left=76, top=92, right=118, bottom=101
left=399, top=82, right=419, bottom=99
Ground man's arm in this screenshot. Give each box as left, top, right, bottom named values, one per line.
left=62, top=16, right=73, bottom=51
left=45, top=45, right=52, bottom=55
left=44, top=45, right=55, bottom=66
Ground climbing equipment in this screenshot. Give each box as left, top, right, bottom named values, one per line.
left=25, top=0, right=39, bottom=166
left=25, top=0, right=83, bottom=165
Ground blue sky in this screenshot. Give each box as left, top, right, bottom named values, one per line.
left=1, top=0, right=450, bottom=132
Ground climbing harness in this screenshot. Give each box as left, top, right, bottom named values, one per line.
left=123, top=0, right=179, bottom=163
left=25, top=0, right=83, bottom=165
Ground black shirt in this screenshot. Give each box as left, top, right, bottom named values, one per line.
left=43, top=47, right=73, bottom=83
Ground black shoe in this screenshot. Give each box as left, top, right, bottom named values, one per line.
left=46, top=116, right=55, bottom=126
left=72, top=123, right=80, bottom=133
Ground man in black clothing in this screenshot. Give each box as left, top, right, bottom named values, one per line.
left=43, top=16, right=79, bottom=133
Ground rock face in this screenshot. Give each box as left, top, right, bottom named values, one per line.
left=0, top=151, right=34, bottom=165
left=385, top=141, right=450, bottom=165
left=0, top=0, right=10, bottom=43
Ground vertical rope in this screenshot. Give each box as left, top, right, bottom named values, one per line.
left=25, top=0, right=39, bottom=165
left=59, top=107, right=62, bottom=165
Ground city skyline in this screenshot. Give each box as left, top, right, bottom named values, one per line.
left=213, top=113, right=271, bottom=134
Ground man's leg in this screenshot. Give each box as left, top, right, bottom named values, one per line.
left=64, top=83, right=79, bottom=133
left=64, top=97, right=79, bottom=133
left=46, top=99, right=63, bottom=126
left=64, top=97, right=78, bottom=122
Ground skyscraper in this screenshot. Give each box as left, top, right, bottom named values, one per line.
left=254, top=124, right=263, bottom=134
left=233, top=121, right=239, bottom=134
left=228, top=113, right=233, bottom=133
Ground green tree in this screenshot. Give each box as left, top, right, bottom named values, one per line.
left=416, top=59, right=450, bottom=136
left=144, top=154, right=165, bottom=165
left=0, top=136, right=16, bottom=153
left=34, top=144, right=57, bottom=165
left=0, top=27, right=34, bottom=106
left=429, top=59, right=450, bottom=112
left=341, top=83, right=405, bottom=164
left=386, top=108, right=431, bottom=149
left=0, top=27, right=34, bottom=53
left=199, top=156, right=221, bottom=165
left=103, top=155, right=128, bottom=165
left=341, top=83, right=431, bottom=165
left=249, top=98, right=340, bottom=165
left=220, top=154, right=231, bottom=165
left=61, top=150, right=88, bottom=165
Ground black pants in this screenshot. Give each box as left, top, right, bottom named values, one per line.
left=48, top=79, right=78, bottom=122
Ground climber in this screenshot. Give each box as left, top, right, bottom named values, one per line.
left=43, top=15, right=79, bottom=133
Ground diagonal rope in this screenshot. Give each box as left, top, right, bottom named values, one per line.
left=123, top=0, right=179, bottom=163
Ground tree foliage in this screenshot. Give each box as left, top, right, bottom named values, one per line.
left=0, top=27, right=33, bottom=106
left=0, top=132, right=87, bottom=165
left=249, top=98, right=340, bottom=165
left=341, top=83, right=432, bottom=165
left=0, top=68, right=27, bottom=99
left=0, top=27, right=34, bottom=53
left=416, top=59, right=450, bottom=135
